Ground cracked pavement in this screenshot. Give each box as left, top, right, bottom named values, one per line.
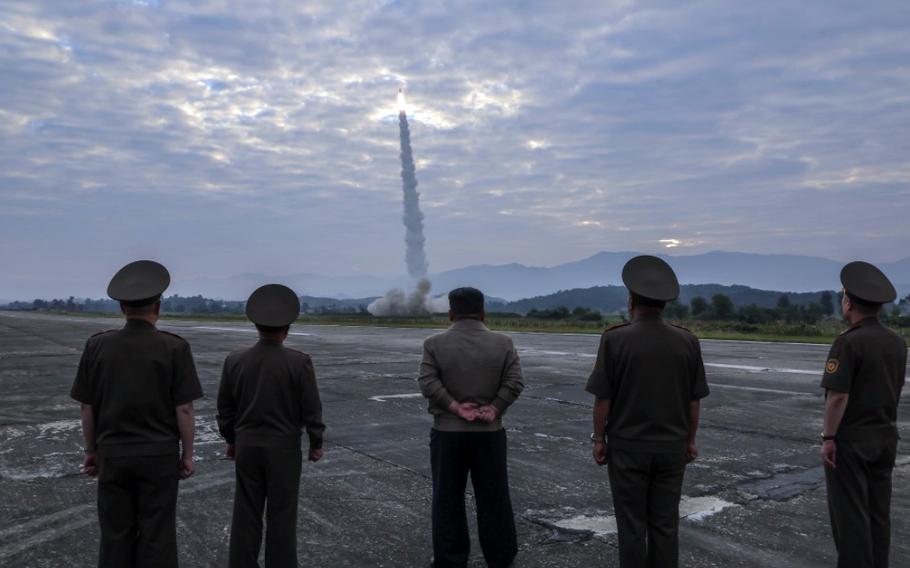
left=0, top=312, right=907, bottom=567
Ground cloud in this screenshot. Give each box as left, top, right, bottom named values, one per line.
left=1, top=0, right=909, bottom=298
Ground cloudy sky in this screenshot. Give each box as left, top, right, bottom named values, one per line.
left=2, top=0, right=908, bottom=298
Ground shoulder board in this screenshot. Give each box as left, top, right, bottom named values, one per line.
left=157, top=329, right=188, bottom=342
left=286, top=347, right=311, bottom=358
left=670, top=323, right=694, bottom=334
left=604, top=322, right=631, bottom=333
left=90, top=329, right=117, bottom=338
left=839, top=325, right=861, bottom=337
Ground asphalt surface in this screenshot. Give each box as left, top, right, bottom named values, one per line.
left=0, top=311, right=907, bottom=567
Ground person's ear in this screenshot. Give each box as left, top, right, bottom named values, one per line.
left=154, top=302, right=161, bottom=316
left=448, top=310, right=455, bottom=322
left=119, top=302, right=127, bottom=315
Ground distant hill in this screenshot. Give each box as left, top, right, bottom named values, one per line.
left=133, top=251, right=910, bottom=301
left=491, top=284, right=841, bottom=315
left=435, top=252, right=910, bottom=301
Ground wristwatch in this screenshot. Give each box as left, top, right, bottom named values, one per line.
left=590, top=433, right=605, bottom=444
left=820, top=432, right=836, bottom=442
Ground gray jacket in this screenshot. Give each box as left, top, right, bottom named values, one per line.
left=418, top=319, right=524, bottom=431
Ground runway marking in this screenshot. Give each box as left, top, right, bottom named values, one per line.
left=518, top=350, right=827, bottom=377
left=190, top=325, right=314, bottom=337
left=519, top=349, right=594, bottom=358
left=710, top=383, right=815, bottom=396
left=547, top=495, right=738, bottom=537
left=368, top=393, right=423, bottom=402
left=706, top=362, right=819, bottom=376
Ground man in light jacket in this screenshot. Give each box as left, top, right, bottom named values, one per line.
left=418, top=287, right=525, bottom=568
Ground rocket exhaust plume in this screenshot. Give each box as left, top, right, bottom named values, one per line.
left=398, top=89, right=428, bottom=279
left=369, top=89, right=446, bottom=317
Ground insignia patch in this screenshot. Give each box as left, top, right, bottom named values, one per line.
left=825, top=359, right=839, bottom=374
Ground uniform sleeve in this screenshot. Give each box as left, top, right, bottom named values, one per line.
left=899, top=338, right=907, bottom=389
left=492, top=340, right=524, bottom=414
left=417, top=341, right=455, bottom=410
left=172, top=341, right=204, bottom=405
left=70, top=339, right=94, bottom=404
left=584, top=333, right=613, bottom=400
left=216, top=357, right=236, bottom=445
left=820, top=336, right=854, bottom=393
left=300, top=357, right=325, bottom=450
left=690, top=337, right=710, bottom=400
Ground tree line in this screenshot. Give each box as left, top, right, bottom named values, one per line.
left=525, top=291, right=910, bottom=326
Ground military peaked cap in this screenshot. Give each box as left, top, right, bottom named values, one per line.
left=841, top=261, right=896, bottom=304
left=246, top=284, right=300, bottom=327
left=107, top=260, right=170, bottom=305
left=622, top=255, right=680, bottom=302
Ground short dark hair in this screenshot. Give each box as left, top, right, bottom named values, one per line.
left=255, top=323, right=290, bottom=334
left=448, top=287, right=484, bottom=316
left=845, top=292, right=882, bottom=314
left=631, top=293, right=666, bottom=309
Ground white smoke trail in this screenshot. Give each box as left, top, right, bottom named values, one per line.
left=368, top=96, right=446, bottom=317
left=399, top=107, right=428, bottom=278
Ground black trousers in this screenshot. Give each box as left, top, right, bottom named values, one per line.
left=607, top=448, right=687, bottom=568
left=229, top=445, right=303, bottom=568
left=825, top=438, right=897, bottom=568
left=430, top=429, right=517, bottom=568
left=97, top=454, right=179, bottom=568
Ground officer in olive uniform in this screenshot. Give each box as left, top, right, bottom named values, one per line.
left=585, top=256, right=709, bottom=568
left=820, top=261, right=907, bottom=568
left=217, top=284, right=325, bottom=568
left=71, top=260, right=204, bottom=568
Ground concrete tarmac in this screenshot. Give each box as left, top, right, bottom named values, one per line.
left=0, top=311, right=907, bottom=567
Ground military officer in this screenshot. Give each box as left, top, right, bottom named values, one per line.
left=217, top=284, right=325, bottom=568
left=585, top=255, right=709, bottom=568
left=71, top=260, right=204, bottom=568
left=820, top=261, right=907, bottom=568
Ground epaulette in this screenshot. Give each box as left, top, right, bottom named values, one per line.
left=604, top=322, right=631, bottom=333
left=839, top=324, right=861, bottom=337
left=91, top=329, right=117, bottom=338
left=286, top=347, right=311, bottom=359
left=670, top=323, right=694, bottom=334
left=157, top=329, right=188, bottom=342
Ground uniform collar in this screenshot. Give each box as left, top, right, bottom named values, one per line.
left=632, top=312, right=663, bottom=324
left=124, top=318, right=156, bottom=331
left=853, top=316, right=881, bottom=328
left=450, top=318, right=489, bottom=331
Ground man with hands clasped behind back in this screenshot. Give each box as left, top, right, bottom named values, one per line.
left=418, top=287, right=525, bottom=568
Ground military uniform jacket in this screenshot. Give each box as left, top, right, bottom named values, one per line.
left=585, top=315, right=709, bottom=452
left=821, top=317, right=907, bottom=440
left=70, top=319, right=204, bottom=457
left=217, top=340, right=325, bottom=449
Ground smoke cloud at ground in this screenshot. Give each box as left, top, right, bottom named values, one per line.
left=367, top=277, right=449, bottom=316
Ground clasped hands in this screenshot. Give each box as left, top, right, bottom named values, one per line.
left=449, top=400, right=498, bottom=423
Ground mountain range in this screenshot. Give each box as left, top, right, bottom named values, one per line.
left=170, top=251, right=910, bottom=302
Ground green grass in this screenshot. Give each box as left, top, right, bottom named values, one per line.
left=8, top=309, right=909, bottom=344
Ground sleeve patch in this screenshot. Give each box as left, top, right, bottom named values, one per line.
left=825, top=359, right=840, bottom=374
